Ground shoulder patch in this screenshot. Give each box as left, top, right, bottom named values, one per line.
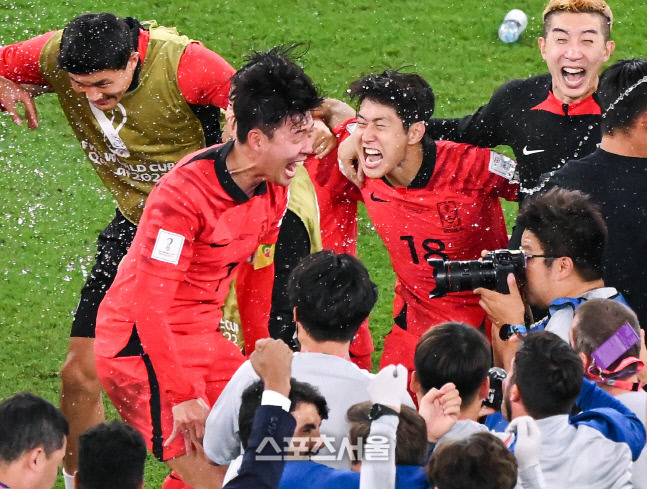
left=151, top=229, right=185, bottom=265
left=489, top=151, right=517, bottom=180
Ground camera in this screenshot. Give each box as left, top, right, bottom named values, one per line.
left=483, top=367, right=507, bottom=411
left=428, top=249, right=525, bottom=298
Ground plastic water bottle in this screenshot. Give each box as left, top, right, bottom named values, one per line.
left=498, top=9, right=528, bottom=43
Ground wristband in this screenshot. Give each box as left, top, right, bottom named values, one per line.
left=367, top=403, right=399, bottom=420
left=500, top=323, right=527, bottom=341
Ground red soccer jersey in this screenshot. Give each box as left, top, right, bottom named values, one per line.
left=361, top=139, right=518, bottom=338
left=96, top=142, right=288, bottom=403
left=305, top=119, right=362, bottom=255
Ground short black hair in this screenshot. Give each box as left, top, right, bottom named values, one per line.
left=58, top=13, right=135, bottom=74
left=238, top=378, right=329, bottom=450
left=512, top=331, right=583, bottom=419
left=287, top=250, right=378, bottom=343
left=599, top=58, right=647, bottom=135
left=347, top=402, right=427, bottom=466
left=414, top=322, right=491, bottom=406
left=77, top=421, right=147, bottom=489
left=0, top=392, right=69, bottom=462
left=427, top=432, right=517, bottom=489
left=348, top=70, right=435, bottom=146
left=231, top=45, right=322, bottom=143
left=517, top=188, right=607, bottom=281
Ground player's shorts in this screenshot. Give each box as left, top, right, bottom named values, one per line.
left=71, top=209, right=137, bottom=338
left=96, top=327, right=245, bottom=461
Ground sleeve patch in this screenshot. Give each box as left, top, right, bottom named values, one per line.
left=151, top=229, right=185, bottom=265
left=252, top=244, right=275, bottom=270
left=489, top=151, right=517, bottom=180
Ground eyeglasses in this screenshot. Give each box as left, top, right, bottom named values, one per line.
left=519, top=249, right=560, bottom=263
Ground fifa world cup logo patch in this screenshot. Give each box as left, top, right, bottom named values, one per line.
left=437, top=201, right=462, bottom=232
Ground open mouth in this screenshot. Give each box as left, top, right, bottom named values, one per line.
left=562, top=67, right=586, bottom=87
left=363, top=148, right=383, bottom=168
left=285, top=161, right=299, bottom=179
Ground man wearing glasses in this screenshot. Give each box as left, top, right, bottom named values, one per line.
left=476, top=188, right=630, bottom=370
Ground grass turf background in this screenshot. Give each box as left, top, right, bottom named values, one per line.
left=1, top=1, right=645, bottom=486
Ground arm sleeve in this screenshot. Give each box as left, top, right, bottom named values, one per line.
left=427, top=83, right=512, bottom=148
left=571, top=378, right=646, bottom=461
left=176, top=41, right=235, bottom=109
left=360, top=415, right=399, bottom=489
left=223, top=406, right=296, bottom=489
left=0, top=31, right=55, bottom=85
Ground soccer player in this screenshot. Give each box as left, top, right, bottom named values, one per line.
left=94, top=46, right=321, bottom=489
left=0, top=12, right=233, bottom=479
left=343, top=70, right=517, bottom=373
left=428, top=0, right=616, bottom=198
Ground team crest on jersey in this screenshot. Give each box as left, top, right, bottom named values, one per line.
left=437, top=201, right=462, bottom=232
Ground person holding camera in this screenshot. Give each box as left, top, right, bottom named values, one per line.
left=475, top=188, right=629, bottom=370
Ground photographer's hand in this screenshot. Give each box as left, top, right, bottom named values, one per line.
left=475, top=273, right=525, bottom=328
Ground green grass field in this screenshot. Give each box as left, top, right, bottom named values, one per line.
left=1, top=0, right=645, bottom=486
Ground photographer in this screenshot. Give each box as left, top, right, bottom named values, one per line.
left=475, top=188, right=629, bottom=369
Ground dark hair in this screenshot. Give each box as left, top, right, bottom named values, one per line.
left=287, top=250, right=377, bottom=343
left=572, top=298, right=641, bottom=374
left=231, top=45, right=322, bottom=143
left=512, top=331, right=583, bottom=418
left=516, top=188, right=607, bottom=281
left=542, top=0, right=613, bottom=41
left=414, top=322, right=491, bottom=406
left=238, top=378, right=329, bottom=449
left=347, top=402, right=427, bottom=466
left=599, top=59, right=647, bottom=135
left=58, top=13, right=135, bottom=74
left=0, top=392, right=69, bottom=462
left=427, top=432, right=518, bottom=489
left=348, top=70, right=435, bottom=147
left=77, top=421, right=147, bottom=489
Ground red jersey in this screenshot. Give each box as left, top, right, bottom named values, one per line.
left=305, top=119, right=362, bottom=255
left=361, top=139, right=518, bottom=337
left=96, top=142, right=288, bottom=404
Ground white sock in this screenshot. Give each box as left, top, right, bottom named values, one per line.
left=63, top=468, right=76, bottom=489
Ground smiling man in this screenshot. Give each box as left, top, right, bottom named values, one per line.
left=343, top=71, right=517, bottom=374
left=0, top=13, right=235, bottom=482
left=94, top=47, right=321, bottom=489
left=428, top=0, right=615, bottom=199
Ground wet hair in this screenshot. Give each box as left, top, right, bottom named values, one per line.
left=77, top=421, right=147, bottom=489
left=287, top=250, right=378, bottom=343
left=0, top=392, right=69, bottom=462
left=347, top=402, right=427, bottom=466
left=230, top=45, right=322, bottom=143
left=598, top=59, right=647, bottom=135
left=516, top=188, right=607, bottom=281
left=58, top=13, right=135, bottom=74
left=348, top=70, right=435, bottom=147
left=427, top=432, right=518, bottom=489
left=512, top=331, right=583, bottom=419
left=572, top=298, right=641, bottom=374
left=414, top=322, right=491, bottom=406
left=238, top=378, right=329, bottom=450
left=542, top=0, right=613, bottom=40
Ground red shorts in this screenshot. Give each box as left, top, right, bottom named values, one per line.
left=96, top=331, right=244, bottom=461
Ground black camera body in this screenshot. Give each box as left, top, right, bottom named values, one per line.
left=428, top=249, right=525, bottom=298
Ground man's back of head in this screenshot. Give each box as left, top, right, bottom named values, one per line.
left=517, top=188, right=607, bottom=282
left=511, top=331, right=583, bottom=419
left=76, top=421, right=147, bottom=489
left=287, top=250, right=378, bottom=344
left=413, top=322, right=490, bottom=409
left=572, top=298, right=642, bottom=381
left=0, top=392, right=68, bottom=489
left=598, top=58, right=647, bottom=136
left=58, top=13, right=134, bottom=74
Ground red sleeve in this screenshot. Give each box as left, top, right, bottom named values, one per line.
left=176, top=42, right=234, bottom=109
left=0, top=31, right=55, bottom=84
left=132, top=271, right=206, bottom=403
left=235, top=261, right=272, bottom=355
